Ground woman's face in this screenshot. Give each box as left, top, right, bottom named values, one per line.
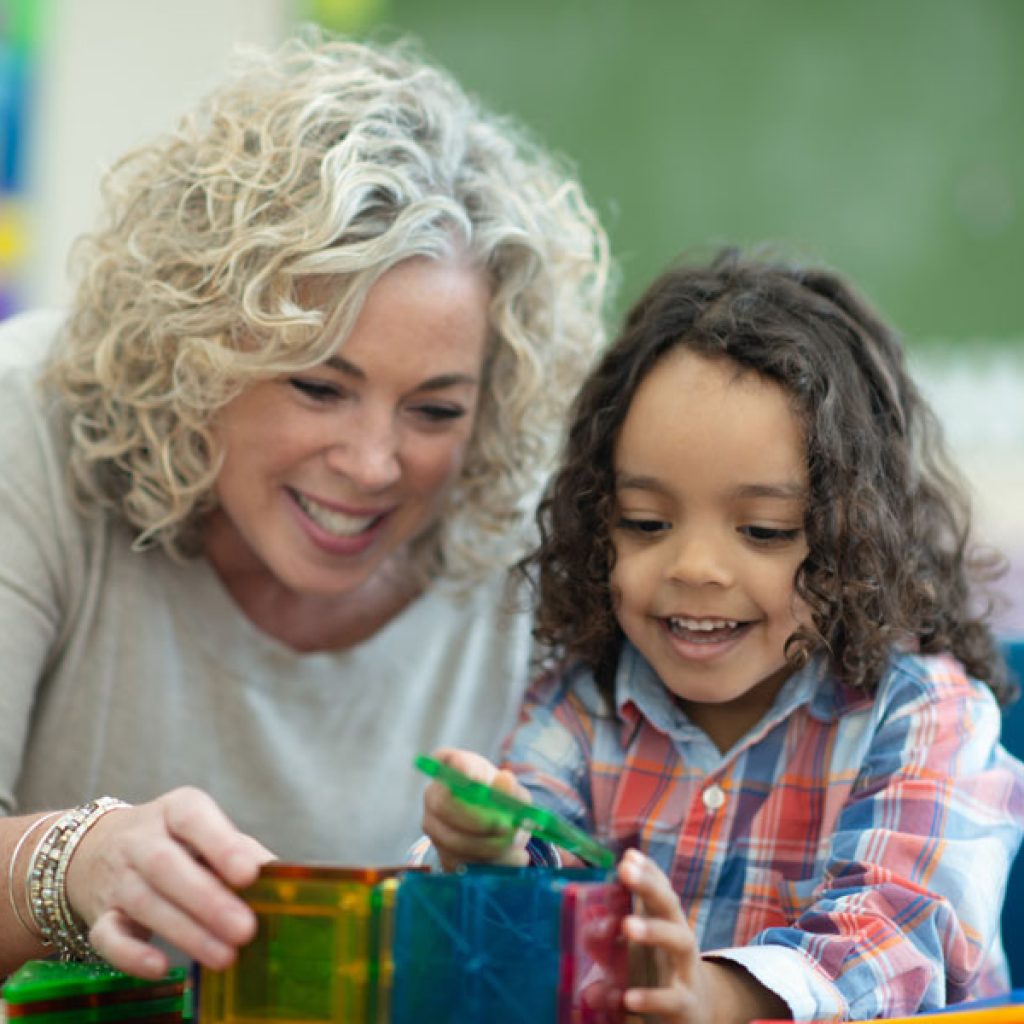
left=206, top=257, right=491, bottom=598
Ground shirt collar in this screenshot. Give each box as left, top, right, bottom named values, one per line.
left=614, top=641, right=859, bottom=745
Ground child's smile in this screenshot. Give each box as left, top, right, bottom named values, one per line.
left=611, top=347, right=810, bottom=751
left=664, top=615, right=751, bottom=654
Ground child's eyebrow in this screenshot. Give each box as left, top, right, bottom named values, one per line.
left=615, top=473, right=670, bottom=494
left=731, top=482, right=807, bottom=500
left=615, top=474, right=806, bottom=501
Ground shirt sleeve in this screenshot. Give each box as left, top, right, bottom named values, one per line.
left=0, top=365, right=79, bottom=812
left=500, top=661, right=602, bottom=839
left=713, top=657, right=1024, bottom=1022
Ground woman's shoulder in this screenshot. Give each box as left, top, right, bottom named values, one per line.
left=0, top=309, right=66, bottom=371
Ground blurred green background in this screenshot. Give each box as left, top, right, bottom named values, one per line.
left=303, top=0, right=1022, bottom=344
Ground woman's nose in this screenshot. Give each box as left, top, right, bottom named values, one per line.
left=666, top=531, right=733, bottom=588
left=324, top=413, right=401, bottom=491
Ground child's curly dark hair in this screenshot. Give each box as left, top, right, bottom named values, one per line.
left=525, top=248, right=1011, bottom=703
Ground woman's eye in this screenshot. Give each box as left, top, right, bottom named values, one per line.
left=740, top=525, right=801, bottom=544
left=289, top=378, right=340, bottom=402
left=618, top=517, right=668, bottom=535
left=413, top=404, right=467, bottom=423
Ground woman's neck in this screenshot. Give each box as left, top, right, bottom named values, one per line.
left=201, top=513, right=423, bottom=653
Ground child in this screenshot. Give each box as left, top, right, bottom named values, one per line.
left=422, top=249, right=1024, bottom=1023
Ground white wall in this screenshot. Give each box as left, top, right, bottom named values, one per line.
left=25, top=0, right=289, bottom=309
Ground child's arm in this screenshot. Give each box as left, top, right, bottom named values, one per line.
left=617, top=850, right=790, bottom=1024
left=420, top=748, right=531, bottom=871
left=712, top=657, right=1024, bottom=1021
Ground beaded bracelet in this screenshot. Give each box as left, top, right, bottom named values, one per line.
left=26, top=797, right=131, bottom=961
left=7, top=811, right=60, bottom=939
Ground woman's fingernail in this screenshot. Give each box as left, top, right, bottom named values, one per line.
left=140, top=951, right=164, bottom=975
left=223, top=904, right=254, bottom=940
left=203, top=938, right=234, bottom=970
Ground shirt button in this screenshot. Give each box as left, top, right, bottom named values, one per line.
left=702, top=784, right=725, bottom=812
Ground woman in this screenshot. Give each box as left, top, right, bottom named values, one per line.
left=0, top=35, right=608, bottom=977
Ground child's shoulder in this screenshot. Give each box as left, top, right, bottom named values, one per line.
left=873, top=649, right=995, bottom=714
left=527, top=656, right=611, bottom=718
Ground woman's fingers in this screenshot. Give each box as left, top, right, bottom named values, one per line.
left=65, top=787, right=275, bottom=976
left=155, top=786, right=275, bottom=887
left=123, top=838, right=257, bottom=951
left=89, top=909, right=167, bottom=980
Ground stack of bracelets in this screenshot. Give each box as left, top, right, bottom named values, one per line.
left=8, top=797, right=131, bottom=961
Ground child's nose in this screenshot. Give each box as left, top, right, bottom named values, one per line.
left=665, top=532, right=734, bottom=588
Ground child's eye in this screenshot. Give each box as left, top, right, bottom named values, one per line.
left=289, top=377, right=341, bottom=403
left=740, top=525, right=802, bottom=544
left=618, top=517, right=670, bottom=535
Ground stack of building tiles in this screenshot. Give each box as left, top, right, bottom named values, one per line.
left=558, top=879, right=631, bottom=1023
left=389, top=864, right=627, bottom=1024
left=199, top=861, right=631, bottom=1023
left=2, top=959, right=189, bottom=1024
left=199, top=863, right=409, bottom=1024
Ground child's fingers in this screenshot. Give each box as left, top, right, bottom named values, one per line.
left=434, top=747, right=501, bottom=784
left=617, top=849, right=687, bottom=924
left=425, top=813, right=528, bottom=868
left=422, top=780, right=508, bottom=837
left=623, top=914, right=698, bottom=963
left=622, top=981, right=696, bottom=1020
left=492, top=767, right=532, bottom=803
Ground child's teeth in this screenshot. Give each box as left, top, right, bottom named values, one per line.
left=671, top=617, right=738, bottom=631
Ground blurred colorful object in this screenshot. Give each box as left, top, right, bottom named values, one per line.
left=1, top=0, right=41, bottom=320
left=295, top=0, right=386, bottom=34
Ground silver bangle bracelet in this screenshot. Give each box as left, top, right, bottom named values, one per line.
left=7, top=811, right=61, bottom=941
left=26, top=797, right=131, bottom=961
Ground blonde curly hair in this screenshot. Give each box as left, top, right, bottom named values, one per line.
left=46, top=33, right=610, bottom=582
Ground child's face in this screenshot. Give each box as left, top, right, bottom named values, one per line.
left=610, top=347, right=809, bottom=750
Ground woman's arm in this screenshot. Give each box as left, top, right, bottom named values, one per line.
left=0, top=790, right=273, bottom=979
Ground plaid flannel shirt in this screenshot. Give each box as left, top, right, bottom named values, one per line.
left=502, top=643, right=1024, bottom=1022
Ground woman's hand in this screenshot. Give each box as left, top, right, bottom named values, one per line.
left=64, top=787, right=275, bottom=979
left=420, top=748, right=531, bottom=871
left=617, top=850, right=790, bottom=1024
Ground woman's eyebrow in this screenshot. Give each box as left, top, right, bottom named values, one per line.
left=323, top=355, right=478, bottom=391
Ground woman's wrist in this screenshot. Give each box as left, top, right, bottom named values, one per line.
left=23, top=797, right=132, bottom=960
left=8, top=811, right=62, bottom=942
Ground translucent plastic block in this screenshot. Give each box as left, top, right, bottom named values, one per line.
left=200, top=863, right=408, bottom=1024
left=558, top=880, right=630, bottom=1024
left=2, top=959, right=187, bottom=1024
left=389, top=864, right=609, bottom=1024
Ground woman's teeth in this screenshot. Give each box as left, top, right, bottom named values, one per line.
left=296, top=493, right=379, bottom=536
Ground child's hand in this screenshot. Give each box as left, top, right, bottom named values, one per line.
left=420, top=748, right=531, bottom=871
left=617, top=848, right=711, bottom=1022
left=617, top=850, right=789, bottom=1024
